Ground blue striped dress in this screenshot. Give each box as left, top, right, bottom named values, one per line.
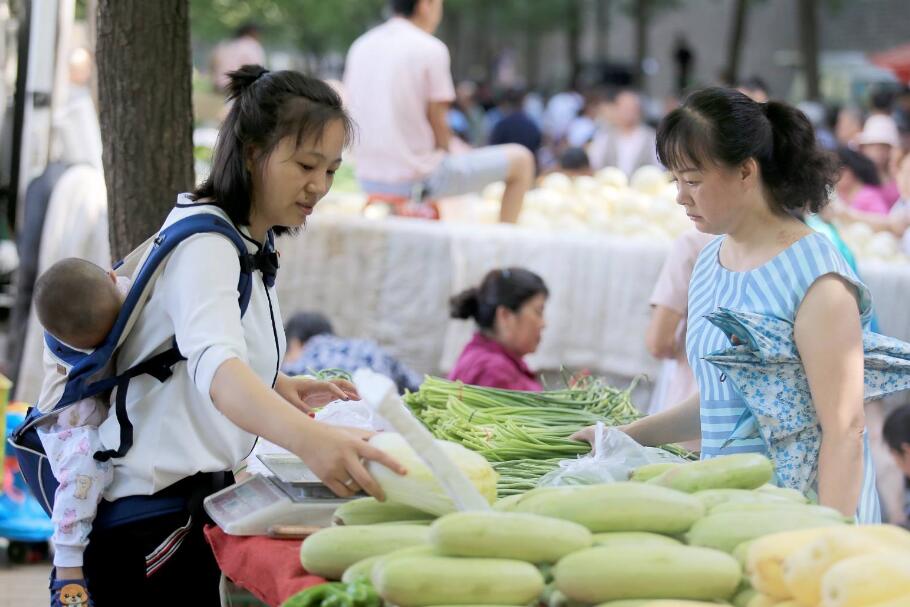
left=687, top=232, right=881, bottom=522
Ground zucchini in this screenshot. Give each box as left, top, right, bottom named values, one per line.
left=709, top=502, right=845, bottom=520
left=732, top=587, right=758, bottom=607
left=341, top=555, right=383, bottom=584
left=299, top=524, right=429, bottom=579
left=647, top=454, right=773, bottom=493
left=694, top=489, right=790, bottom=510
left=592, top=532, right=681, bottom=547
left=629, top=463, right=682, bottom=482
left=430, top=511, right=592, bottom=563
left=754, top=484, right=808, bottom=503
left=686, top=511, right=845, bottom=553
left=555, top=544, right=741, bottom=603
left=507, top=482, right=705, bottom=534
left=333, top=497, right=436, bottom=525
left=374, top=555, right=545, bottom=607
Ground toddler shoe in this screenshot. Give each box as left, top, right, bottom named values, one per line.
left=50, top=570, right=94, bottom=607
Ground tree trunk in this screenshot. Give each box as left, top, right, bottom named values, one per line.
left=634, top=0, right=649, bottom=90
left=595, top=0, right=610, bottom=63
left=566, top=0, right=583, bottom=86
left=96, top=0, right=194, bottom=260
left=524, top=26, right=540, bottom=90
left=723, top=0, right=749, bottom=85
left=445, top=8, right=465, bottom=80
left=479, top=2, right=496, bottom=81
left=797, top=0, right=820, bottom=101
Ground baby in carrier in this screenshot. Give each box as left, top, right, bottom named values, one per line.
left=33, top=258, right=131, bottom=606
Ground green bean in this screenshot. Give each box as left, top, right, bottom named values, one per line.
left=404, top=376, right=695, bottom=495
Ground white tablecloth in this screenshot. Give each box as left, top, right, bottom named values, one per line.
left=276, top=215, right=910, bottom=382
left=15, top=213, right=910, bottom=404
left=275, top=216, right=663, bottom=379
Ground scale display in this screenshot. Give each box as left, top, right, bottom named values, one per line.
left=203, top=457, right=351, bottom=535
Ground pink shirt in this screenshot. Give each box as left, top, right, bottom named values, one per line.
left=649, top=230, right=715, bottom=407
left=343, top=18, right=456, bottom=183
left=881, top=180, right=901, bottom=209
left=448, top=333, right=543, bottom=392
left=850, top=185, right=890, bottom=215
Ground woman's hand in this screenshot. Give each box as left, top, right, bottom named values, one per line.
left=277, top=374, right=360, bottom=412
left=570, top=424, right=632, bottom=451
left=295, top=423, right=406, bottom=499
left=572, top=393, right=702, bottom=449
left=211, top=361, right=399, bottom=500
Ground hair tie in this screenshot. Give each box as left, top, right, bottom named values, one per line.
left=255, top=69, right=270, bottom=83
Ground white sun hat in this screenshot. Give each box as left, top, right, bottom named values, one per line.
left=857, top=114, right=901, bottom=147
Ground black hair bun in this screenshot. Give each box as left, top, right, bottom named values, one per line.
left=225, top=64, right=269, bottom=100
left=450, top=287, right=480, bottom=320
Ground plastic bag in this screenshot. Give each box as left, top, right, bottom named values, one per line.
left=314, top=399, right=396, bottom=432
left=538, top=422, right=687, bottom=487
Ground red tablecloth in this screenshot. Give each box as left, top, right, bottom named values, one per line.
left=205, top=525, right=326, bottom=606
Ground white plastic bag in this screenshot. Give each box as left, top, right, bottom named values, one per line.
left=314, top=399, right=396, bottom=432
left=538, top=422, right=686, bottom=487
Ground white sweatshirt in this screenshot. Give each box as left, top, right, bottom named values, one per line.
left=98, top=196, right=286, bottom=500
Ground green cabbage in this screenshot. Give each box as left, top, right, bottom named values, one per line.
left=366, top=432, right=497, bottom=516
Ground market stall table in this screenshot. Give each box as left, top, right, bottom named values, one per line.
left=276, top=214, right=910, bottom=391
left=206, top=525, right=324, bottom=607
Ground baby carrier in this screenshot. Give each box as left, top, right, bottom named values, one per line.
left=8, top=207, right=278, bottom=527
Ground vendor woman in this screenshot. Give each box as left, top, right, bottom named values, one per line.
left=448, top=268, right=548, bottom=391
left=574, top=88, right=880, bottom=523
left=81, top=66, right=404, bottom=604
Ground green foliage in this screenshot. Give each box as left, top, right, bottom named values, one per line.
left=189, top=0, right=598, bottom=54
left=190, top=0, right=386, bottom=52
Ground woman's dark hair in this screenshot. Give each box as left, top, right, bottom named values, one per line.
left=656, top=87, right=838, bottom=215
left=870, top=88, right=895, bottom=113
left=837, top=146, right=882, bottom=187
left=234, top=22, right=260, bottom=39
left=560, top=147, right=591, bottom=171
left=883, top=404, right=910, bottom=453
left=193, top=65, right=354, bottom=237
left=285, top=311, right=335, bottom=343
left=450, top=268, right=548, bottom=330
left=390, top=0, right=419, bottom=16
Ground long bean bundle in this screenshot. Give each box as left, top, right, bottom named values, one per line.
left=403, top=376, right=694, bottom=495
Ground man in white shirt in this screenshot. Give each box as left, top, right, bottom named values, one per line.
left=210, top=23, right=267, bottom=93
left=588, top=89, right=658, bottom=177
left=343, top=0, right=533, bottom=223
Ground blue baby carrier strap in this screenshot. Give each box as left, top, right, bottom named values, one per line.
left=10, top=209, right=278, bottom=525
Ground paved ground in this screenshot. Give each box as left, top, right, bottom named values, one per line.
left=0, top=540, right=51, bottom=607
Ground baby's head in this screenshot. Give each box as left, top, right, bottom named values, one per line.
left=34, top=258, right=124, bottom=349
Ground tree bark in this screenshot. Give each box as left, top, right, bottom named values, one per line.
left=723, top=0, right=749, bottom=85
left=524, top=26, right=540, bottom=90
left=566, top=0, right=583, bottom=86
left=595, top=0, right=610, bottom=63
left=797, top=0, right=821, bottom=101
left=479, top=1, right=496, bottom=81
left=96, top=0, right=194, bottom=260
left=634, top=0, right=649, bottom=90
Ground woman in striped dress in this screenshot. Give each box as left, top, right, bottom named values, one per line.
left=574, top=87, right=880, bottom=522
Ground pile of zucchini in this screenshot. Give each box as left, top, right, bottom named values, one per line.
left=284, top=454, right=857, bottom=607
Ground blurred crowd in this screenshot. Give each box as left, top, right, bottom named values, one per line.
left=448, top=77, right=910, bottom=187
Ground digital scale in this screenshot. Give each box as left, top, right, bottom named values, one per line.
left=204, top=370, right=490, bottom=537
left=203, top=454, right=358, bottom=536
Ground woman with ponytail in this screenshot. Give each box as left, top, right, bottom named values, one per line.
left=79, top=66, right=404, bottom=604
left=574, top=87, right=881, bottom=523
left=448, top=268, right=548, bottom=391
